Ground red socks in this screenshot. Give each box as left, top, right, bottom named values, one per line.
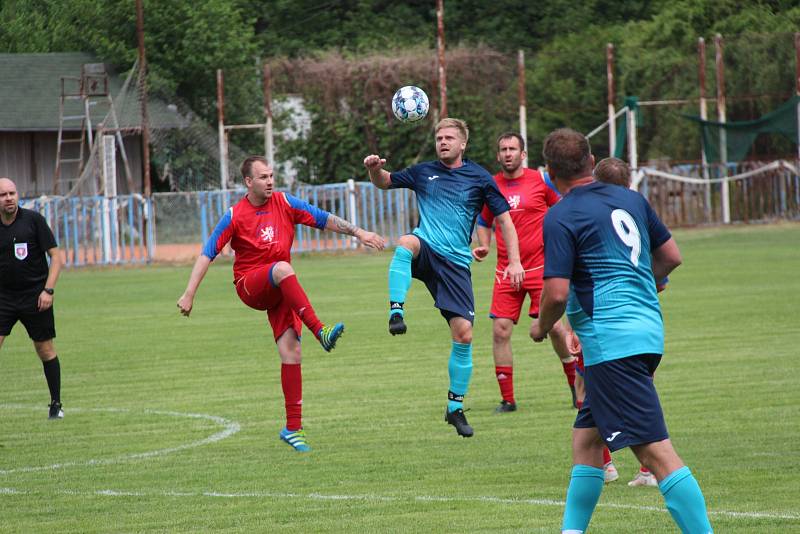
left=281, top=363, right=303, bottom=431
left=279, top=274, right=324, bottom=336
left=495, top=365, right=515, bottom=404
left=562, top=358, right=577, bottom=387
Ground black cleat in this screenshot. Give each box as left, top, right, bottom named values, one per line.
left=445, top=408, right=474, bottom=437
left=48, top=401, right=64, bottom=420
left=494, top=400, right=517, bottom=413
left=389, top=313, right=407, bottom=336
left=570, top=385, right=578, bottom=409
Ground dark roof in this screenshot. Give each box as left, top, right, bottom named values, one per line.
left=0, top=52, right=184, bottom=132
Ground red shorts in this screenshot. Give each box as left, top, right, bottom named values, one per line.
left=489, top=269, right=543, bottom=323
left=235, top=262, right=302, bottom=342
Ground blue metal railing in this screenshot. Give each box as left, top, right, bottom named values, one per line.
left=21, top=195, right=154, bottom=267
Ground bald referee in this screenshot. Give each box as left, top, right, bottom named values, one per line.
left=0, top=177, right=64, bottom=419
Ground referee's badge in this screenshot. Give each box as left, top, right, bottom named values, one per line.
left=14, top=242, right=28, bottom=260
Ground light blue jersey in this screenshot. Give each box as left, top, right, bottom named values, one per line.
left=543, top=181, right=672, bottom=366
left=391, top=159, right=508, bottom=268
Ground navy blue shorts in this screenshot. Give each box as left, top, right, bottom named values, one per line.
left=411, top=237, right=475, bottom=323
left=0, top=288, right=56, bottom=342
left=574, top=354, right=668, bottom=452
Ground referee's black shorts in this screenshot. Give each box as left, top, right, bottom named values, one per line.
left=0, top=288, right=56, bottom=342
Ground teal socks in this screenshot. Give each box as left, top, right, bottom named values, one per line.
left=561, top=464, right=604, bottom=533
left=447, top=341, right=472, bottom=412
left=659, top=466, right=713, bottom=533
left=388, top=246, right=413, bottom=318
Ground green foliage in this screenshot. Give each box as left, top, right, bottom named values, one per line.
left=1, top=0, right=798, bottom=184
left=0, top=0, right=257, bottom=121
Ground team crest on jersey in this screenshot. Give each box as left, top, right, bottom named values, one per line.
left=14, top=242, right=28, bottom=260
left=507, top=195, right=521, bottom=209
left=258, top=224, right=275, bottom=243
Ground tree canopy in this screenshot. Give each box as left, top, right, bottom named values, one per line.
left=1, top=0, right=797, bottom=186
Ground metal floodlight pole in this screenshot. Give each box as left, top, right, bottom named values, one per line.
left=518, top=49, right=528, bottom=167
left=698, top=37, right=712, bottom=222
left=715, top=34, right=730, bottom=224
left=216, top=69, right=229, bottom=190
left=436, top=0, right=447, bottom=119
left=607, top=43, right=616, bottom=157
left=263, top=62, right=274, bottom=166
left=627, top=105, right=638, bottom=172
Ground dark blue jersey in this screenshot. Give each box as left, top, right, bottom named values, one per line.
left=543, top=181, right=671, bottom=365
left=391, top=159, right=509, bottom=268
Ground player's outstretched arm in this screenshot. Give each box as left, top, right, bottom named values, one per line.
left=472, top=224, right=492, bottom=262
left=177, top=255, right=212, bottom=317
left=325, top=214, right=386, bottom=250
left=494, top=211, right=524, bottom=288
left=363, top=154, right=392, bottom=190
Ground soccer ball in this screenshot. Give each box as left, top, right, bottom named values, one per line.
left=391, top=86, right=429, bottom=123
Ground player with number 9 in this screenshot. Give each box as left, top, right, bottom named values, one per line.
left=531, top=129, right=712, bottom=533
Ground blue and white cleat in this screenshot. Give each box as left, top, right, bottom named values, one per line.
left=279, top=427, right=311, bottom=452
left=318, top=323, right=344, bottom=352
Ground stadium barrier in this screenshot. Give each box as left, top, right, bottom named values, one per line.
left=23, top=181, right=418, bottom=267
left=21, top=194, right=154, bottom=267
left=23, top=162, right=798, bottom=267
left=637, top=160, right=800, bottom=226
left=152, top=181, right=418, bottom=261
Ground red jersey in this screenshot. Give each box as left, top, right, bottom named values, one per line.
left=478, top=168, right=560, bottom=278
left=202, top=191, right=329, bottom=282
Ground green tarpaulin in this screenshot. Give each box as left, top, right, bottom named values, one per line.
left=684, top=96, right=800, bottom=163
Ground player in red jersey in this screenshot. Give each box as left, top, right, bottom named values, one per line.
left=472, top=133, right=577, bottom=412
left=177, top=156, right=385, bottom=452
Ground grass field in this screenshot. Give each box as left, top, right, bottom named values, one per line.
left=1, top=223, right=799, bottom=533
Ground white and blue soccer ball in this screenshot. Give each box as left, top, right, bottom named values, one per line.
left=391, top=86, right=429, bottom=123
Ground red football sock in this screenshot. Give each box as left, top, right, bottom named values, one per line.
left=576, top=399, right=583, bottom=409
left=640, top=466, right=650, bottom=474
left=495, top=365, right=515, bottom=404
left=281, top=363, right=303, bottom=431
left=603, top=447, right=612, bottom=465
left=562, top=358, right=576, bottom=387
left=279, top=274, right=324, bottom=337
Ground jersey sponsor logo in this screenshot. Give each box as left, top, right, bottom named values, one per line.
left=507, top=194, right=521, bottom=209
left=427, top=175, right=439, bottom=181
left=258, top=225, right=275, bottom=243
left=605, top=431, right=622, bottom=442
left=255, top=210, right=271, bottom=215
left=14, top=242, right=28, bottom=260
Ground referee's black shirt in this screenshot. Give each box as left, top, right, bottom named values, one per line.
left=0, top=208, right=57, bottom=293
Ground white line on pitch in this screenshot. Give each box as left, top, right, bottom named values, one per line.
left=0, top=405, right=241, bottom=475
left=0, top=487, right=796, bottom=522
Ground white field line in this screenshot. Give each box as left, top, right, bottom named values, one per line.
left=0, top=487, right=796, bottom=522
left=0, top=405, right=797, bottom=523
left=0, top=405, right=240, bottom=475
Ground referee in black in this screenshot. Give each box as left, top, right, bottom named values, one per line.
left=0, top=177, right=64, bottom=419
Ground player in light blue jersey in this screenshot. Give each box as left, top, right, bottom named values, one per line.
left=364, top=118, right=524, bottom=437
left=531, top=129, right=712, bottom=534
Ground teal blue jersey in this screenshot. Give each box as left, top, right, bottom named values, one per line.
left=543, top=182, right=672, bottom=366
left=391, top=159, right=509, bottom=268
